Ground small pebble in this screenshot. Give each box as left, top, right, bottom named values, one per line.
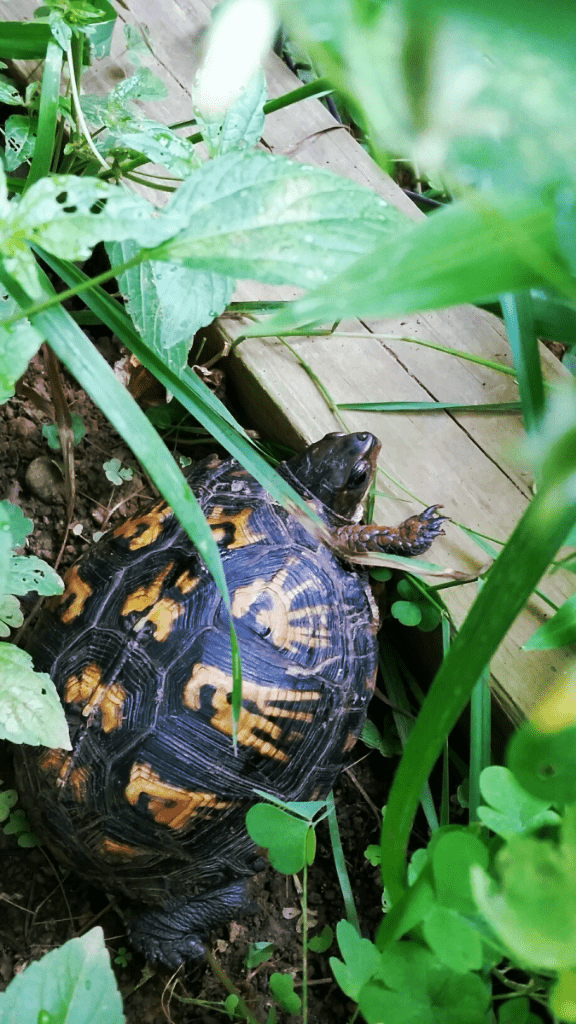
left=13, top=417, right=37, bottom=438
left=25, top=456, right=65, bottom=504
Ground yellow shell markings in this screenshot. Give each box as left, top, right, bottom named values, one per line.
left=95, top=836, right=151, bottom=861
left=174, top=569, right=200, bottom=594
left=120, top=562, right=174, bottom=616
left=131, top=596, right=185, bottom=641
left=231, top=561, right=331, bottom=652
left=58, top=564, right=94, bottom=624
left=37, top=748, right=89, bottom=800
left=183, top=663, right=320, bottom=762
left=113, top=501, right=173, bottom=551
left=205, top=505, right=266, bottom=549
left=124, top=763, right=231, bottom=830
left=64, top=662, right=126, bottom=733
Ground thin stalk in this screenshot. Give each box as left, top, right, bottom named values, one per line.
left=66, top=43, right=109, bottom=172
left=301, top=861, right=308, bottom=1024
left=326, top=792, right=360, bottom=933
left=203, top=949, right=262, bottom=1024
left=469, top=665, right=492, bottom=823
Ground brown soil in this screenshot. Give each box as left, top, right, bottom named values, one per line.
left=0, top=345, right=389, bottom=1024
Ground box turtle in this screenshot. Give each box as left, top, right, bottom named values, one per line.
left=16, top=432, right=444, bottom=968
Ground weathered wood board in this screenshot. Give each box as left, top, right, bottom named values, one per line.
left=2, top=0, right=573, bottom=724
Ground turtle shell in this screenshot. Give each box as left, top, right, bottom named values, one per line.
left=16, top=448, right=379, bottom=919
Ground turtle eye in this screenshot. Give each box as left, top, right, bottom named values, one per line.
left=348, top=464, right=369, bottom=489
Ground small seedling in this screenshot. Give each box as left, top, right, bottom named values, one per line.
left=103, top=459, right=134, bottom=485
left=42, top=413, right=86, bottom=451
left=113, top=947, right=132, bottom=968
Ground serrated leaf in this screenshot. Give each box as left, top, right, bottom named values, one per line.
left=0, top=73, right=23, bottom=106
left=8, top=173, right=171, bottom=261
left=9, top=555, right=63, bottom=597
left=0, top=927, right=124, bottom=1024
left=0, top=500, right=33, bottom=547
left=0, top=595, right=22, bottom=636
left=0, top=643, right=70, bottom=747
left=149, top=149, right=406, bottom=289
left=107, top=238, right=233, bottom=374
left=105, top=118, right=200, bottom=175
left=4, top=114, right=36, bottom=171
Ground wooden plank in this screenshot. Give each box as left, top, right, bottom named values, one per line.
left=2, top=0, right=573, bottom=724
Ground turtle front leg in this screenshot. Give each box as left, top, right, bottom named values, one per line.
left=128, top=881, right=254, bottom=968
left=335, top=505, right=446, bottom=557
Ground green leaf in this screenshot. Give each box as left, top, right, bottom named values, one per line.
left=9, top=555, right=63, bottom=597
left=0, top=296, right=44, bottom=402
left=498, top=995, right=539, bottom=1024
left=0, top=787, right=17, bottom=823
left=0, top=596, right=22, bottom=637
left=248, top=196, right=568, bottom=334
left=0, top=927, right=124, bottom=1023
left=390, top=599, right=422, bottom=626
left=523, top=592, right=576, bottom=650
left=0, top=500, right=33, bottom=547
left=471, top=829, right=576, bottom=970
left=0, top=74, right=23, bottom=107
left=268, top=973, right=301, bottom=1015
left=107, top=239, right=234, bottom=375
left=478, top=765, right=560, bottom=839
left=244, top=941, right=276, bottom=969
left=308, top=924, right=333, bottom=953
left=148, top=149, right=406, bottom=289
left=431, top=830, right=489, bottom=916
left=0, top=643, right=71, bottom=748
left=422, top=905, right=483, bottom=972
left=7, top=173, right=170, bottom=262
left=103, top=118, right=200, bottom=175
left=4, top=114, right=36, bottom=171
left=245, top=804, right=311, bottom=873
left=507, top=722, right=576, bottom=805
left=42, top=413, right=85, bottom=450
left=329, top=920, right=382, bottom=1001
left=359, top=940, right=490, bottom=1024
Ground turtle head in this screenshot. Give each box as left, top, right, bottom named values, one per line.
left=282, top=432, right=381, bottom=520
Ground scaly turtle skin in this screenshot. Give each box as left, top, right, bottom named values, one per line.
left=16, top=432, right=444, bottom=968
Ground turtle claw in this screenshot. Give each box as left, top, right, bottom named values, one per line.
left=397, top=504, right=446, bottom=556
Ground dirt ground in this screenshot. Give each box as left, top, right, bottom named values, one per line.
left=0, top=342, right=393, bottom=1024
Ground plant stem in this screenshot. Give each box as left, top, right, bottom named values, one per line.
left=203, top=949, right=262, bottom=1024
left=302, top=860, right=308, bottom=1024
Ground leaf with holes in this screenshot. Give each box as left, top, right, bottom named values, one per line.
left=0, top=644, right=70, bottom=747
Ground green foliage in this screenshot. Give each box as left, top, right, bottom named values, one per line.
left=0, top=927, right=124, bottom=1024
left=477, top=765, right=560, bottom=839
left=0, top=644, right=70, bottom=747
left=103, top=458, right=133, bottom=485
left=244, top=941, right=276, bottom=970
left=307, top=924, right=333, bottom=953
left=42, top=412, right=85, bottom=449
left=0, top=499, right=62, bottom=637
left=268, top=973, right=301, bottom=1015
left=245, top=800, right=321, bottom=874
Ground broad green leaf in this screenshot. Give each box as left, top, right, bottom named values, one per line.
left=149, top=149, right=406, bottom=288
left=247, top=195, right=571, bottom=334
left=478, top=765, right=560, bottom=839
left=9, top=555, right=63, bottom=596
left=4, top=114, right=36, bottom=171
left=103, top=118, right=200, bottom=175
left=471, top=830, right=576, bottom=970
left=0, top=644, right=70, bottom=748
left=330, top=920, right=382, bottom=1001
left=390, top=599, right=422, bottom=626
left=8, top=173, right=170, bottom=259
left=432, top=830, right=489, bottom=915
left=498, top=995, right=538, bottom=1024
left=0, top=596, right=22, bottom=637
left=507, top=722, right=576, bottom=805
left=523, top=593, right=576, bottom=650
left=0, top=73, right=22, bottom=106
left=0, top=500, right=33, bottom=548
left=281, top=1, right=576, bottom=194
left=0, top=296, right=45, bottom=402
left=551, top=970, right=576, bottom=1024
left=107, top=238, right=234, bottom=374
left=0, top=927, right=124, bottom=1024
left=245, top=803, right=311, bottom=873
left=194, top=69, right=267, bottom=157
left=269, top=973, right=301, bottom=1015
left=360, top=940, right=490, bottom=1024
left=422, top=905, right=483, bottom=973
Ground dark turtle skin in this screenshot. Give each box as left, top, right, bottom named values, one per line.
left=16, top=432, right=444, bottom=968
